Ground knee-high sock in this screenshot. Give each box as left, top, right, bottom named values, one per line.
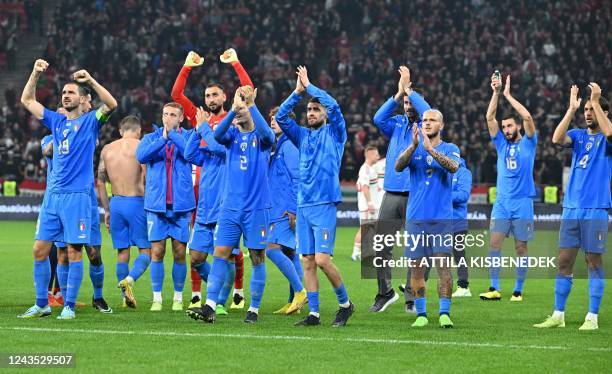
left=150, top=260, right=164, bottom=293
left=234, top=251, right=244, bottom=290
left=193, top=261, right=210, bottom=282
left=34, top=258, right=51, bottom=307
left=439, top=297, right=451, bottom=316
left=307, top=291, right=319, bottom=314
left=267, top=249, right=303, bottom=293
left=250, top=263, right=266, bottom=309
left=129, top=253, right=150, bottom=281
left=554, top=273, right=573, bottom=312
left=415, top=297, right=427, bottom=317
left=48, top=246, right=58, bottom=291
left=333, top=283, right=349, bottom=306
left=65, top=260, right=83, bottom=309
left=514, top=256, right=528, bottom=293
left=452, top=247, right=468, bottom=288
left=287, top=250, right=303, bottom=302
left=205, top=257, right=228, bottom=307
left=89, top=264, right=104, bottom=299
left=191, top=267, right=202, bottom=292
left=172, top=262, right=186, bottom=292
left=218, top=262, right=236, bottom=306
left=116, top=262, right=129, bottom=283
left=488, top=250, right=501, bottom=290
left=57, top=263, right=69, bottom=298
left=588, top=268, right=605, bottom=314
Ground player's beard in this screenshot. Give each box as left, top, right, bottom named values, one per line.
left=208, top=103, right=222, bottom=115
left=63, top=102, right=79, bottom=112
left=406, top=108, right=418, bottom=123
left=586, top=119, right=598, bottom=130
left=505, top=130, right=519, bottom=142
left=307, top=118, right=325, bottom=129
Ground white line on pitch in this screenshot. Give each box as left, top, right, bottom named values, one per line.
left=2, top=326, right=611, bottom=352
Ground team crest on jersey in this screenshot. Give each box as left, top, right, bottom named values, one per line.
left=242, top=135, right=247, bottom=140
left=240, top=142, right=247, bottom=151
left=426, top=155, right=433, bottom=165
left=586, top=142, right=593, bottom=151
left=509, top=147, right=516, bottom=156
left=73, top=124, right=79, bottom=132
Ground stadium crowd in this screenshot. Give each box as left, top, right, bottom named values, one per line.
left=0, top=0, right=609, bottom=192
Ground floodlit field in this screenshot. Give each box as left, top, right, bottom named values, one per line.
left=0, top=221, right=610, bottom=372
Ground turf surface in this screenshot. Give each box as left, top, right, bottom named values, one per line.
left=0, top=221, right=610, bottom=373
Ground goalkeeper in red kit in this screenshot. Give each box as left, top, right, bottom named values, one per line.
left=171, top=48, right=252, bottom=311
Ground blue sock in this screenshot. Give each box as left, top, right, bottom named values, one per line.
left=415, top=297, right=427, bottom=317
left=333, top=283, right=349, bottom=305
left=89, top=264, right=104, bottom=299
left=488, top=250, right=501, bottom=290
left=57, top=263, right=69, bottom=297
left=116, top=262, right=129, bottom=283
left=307, top=291, right=319, bottom=314
left=514, top=256, right=528, bottom=293
left=588, top=268, right=605, bottom=314
left=34, top=258, right=51, bottom=307
left=194, top=261, right=211, bottom=282
left=65, top=260, right=83, bottom=309
left=206, top=257, right=228, bottom=304
left=129, top=253, right=150, bottom=281
left=267, top=249, right=303, bottom=293
left=172, top=262, right=187, bottom=292
left=250, top=262, right=266, bottom=309
left=150, top=260, right=164, bottom=292
left=218, top=262, right=236, bottom=306
left=439, top=297, right=451, bottom=316
left=554, top=273, right=573, bottom=312
left=289, top=251, right=303, bottom=280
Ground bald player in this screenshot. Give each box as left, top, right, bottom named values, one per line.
left=97, top=115, right=151, bottom=308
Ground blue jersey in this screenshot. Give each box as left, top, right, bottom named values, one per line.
left=184, top=122, right=227, bottom=224
left=214, top=105, right=275, bottom=211
left=41, top=135, right=54, bottom=189
left=269, top=134, right=299, bottom=221
left=452, top=159, right=472, bottom=232
left=372, top=93, right=431, bottom=193
left=492, top=131, right=536, bottom=199
left=275, top=84, right=346, bottom=207
left=563, top=129, right=612, bottom=209
left=40, top=108, right=104, bottom=193
left=407, top=141, right=461, bottom=220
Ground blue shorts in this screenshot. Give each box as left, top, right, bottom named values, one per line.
left=559, top=208, right=609, bottom=253
left=36, top=191, right=91, bottom=244
left=54, top=204, right=101, bottom=248
left=215, top=209, right=269, bottom=250
left=267, top=218, right=296, bottom=249
left=404, top=221, right=453, bottom=259
left=490, top=197, right=535, bottom=242
left=189, top=222, right=216, bottom=254
left=296, top=204, right=336, bottom=256
left=110, top=196, right=150, bottom=249
left=146, top=209, right=191, bottom=243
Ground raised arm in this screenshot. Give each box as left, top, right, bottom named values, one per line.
left=213, top=110, right=236, bottom=145
left=20, top=59, right=48, bottom=120
left=136, top=132, right=167, bottom=164
left=486, top=72, right=501, bottom=138
left=552, top=85, right=581, bottom=147
left=171, top=53, right=203, bottom=126
left=96, top=148, right=111, bottom=231
left=300, top=66, right=346, bottom=143
left=373, top=66, right=413, bottom=138
left=73, top=70, right=117, bottom=117
left=184, top=129, right=206, bottom=166
left=220, top=48, right=254, bottom=88
left=395, top=126, right=420, bottom=172
left=276, top=76, right=305, bottom=146
left=589, top=82, right=612, bottom=139
left=422, top=128, right=459, bottom=173
left=241, top=86, right=274, bottom=145
left=503, top=75, right=535, bottom=137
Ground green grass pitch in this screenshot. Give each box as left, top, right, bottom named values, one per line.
left=0, top=221, right=610, bottom=373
